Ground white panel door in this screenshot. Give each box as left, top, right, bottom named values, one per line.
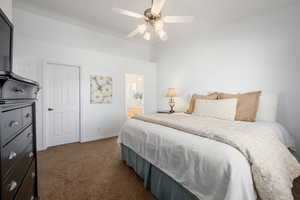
left=44, top=63, right=80, bottom=147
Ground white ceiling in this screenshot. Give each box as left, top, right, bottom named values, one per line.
left=14, top=0, right=298, bottom=41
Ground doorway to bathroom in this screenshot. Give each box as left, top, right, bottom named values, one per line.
left=125, top=74, right=144, bottom=119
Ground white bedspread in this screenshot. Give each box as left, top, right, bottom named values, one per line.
left=118, top=119, right=255, bottom=200
left=118, top=115, right=296, bottom=200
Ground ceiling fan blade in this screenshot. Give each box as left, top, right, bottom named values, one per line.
left=112, top=8, right=144, bottom=19
left=128, top=24, right=148, bottom=38
left=127, top=27, right=141, bottom=38
left=151, top=0, right=167, bottom=15
left=163, top=16, right=195, bottom=23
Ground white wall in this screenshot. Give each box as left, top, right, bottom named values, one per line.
left=155, top=4, right=300, bottom=156
left=12, top=8, right=157, bottom=150
left=13, top=8, right=152, bottom=62
left=0, top=0, right=12, bottom=20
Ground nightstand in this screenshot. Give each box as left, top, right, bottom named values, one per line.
left=157, top=111, right=176, bottom=114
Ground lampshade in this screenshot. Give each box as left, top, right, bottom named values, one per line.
left=166, top=88, right=176, bottom=97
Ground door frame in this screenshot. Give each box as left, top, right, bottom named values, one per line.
left=42, top=60, right=83, bottom=150
left=124, top=73, right=145, bottom=119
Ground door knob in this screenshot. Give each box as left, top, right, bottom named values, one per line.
left=48, top=108, right=54, bottom=111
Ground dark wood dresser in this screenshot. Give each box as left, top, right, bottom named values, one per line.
left=0, top=8, right=40, bottom=200
left=0, top=74, right=39, bottom=200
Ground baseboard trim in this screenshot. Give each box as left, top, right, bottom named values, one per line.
left=80, top=133, right=119, bottom=143
left=37, top=133, right=119, bottom=151
left=37, top=146, right=48, bottom=152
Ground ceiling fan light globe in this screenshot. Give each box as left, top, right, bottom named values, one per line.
left=154, top=20, right=164, bottom=31
left=143, top=32, right=151, bottom=40
left=157, top=30, right=168, bottom=41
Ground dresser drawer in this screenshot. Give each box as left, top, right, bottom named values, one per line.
left=15, top=162, right=36, bottom=200
left=2, top=126, right=33, bottom=177
left=1, top=145, right=33, bottom=200
left=22, top=106, right=33, bottom=127
left=2, top=157, right=33, bottom=200
left=1, top=109, right=23, bottom=145
left=1, top=79, right=38, bottom=100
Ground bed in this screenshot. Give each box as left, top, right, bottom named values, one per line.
left=118, top=92, right=299, bottom=200
left=118, top=113, right=298, bottom=200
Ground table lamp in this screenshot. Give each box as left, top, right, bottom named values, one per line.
left=166, top=88, right=176, bottom=113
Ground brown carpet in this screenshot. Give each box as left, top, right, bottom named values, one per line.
left=38, top=137, right=300, bottom=200
left=38, top=137, right=155, bottom=200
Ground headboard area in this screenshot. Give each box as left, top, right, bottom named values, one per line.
left=184, top=90, right=279, bottom=122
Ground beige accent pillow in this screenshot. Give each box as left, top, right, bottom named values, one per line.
left=186, top=93, right=219, bottom=114
left=193, top=98, right=238, bottom=121
left=219, top=91, right=262, bottom=122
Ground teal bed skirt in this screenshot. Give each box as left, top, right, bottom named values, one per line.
left=121, top=144, right=199, bottom=200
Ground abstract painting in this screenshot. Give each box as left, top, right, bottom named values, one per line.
left=90, top=75, right=113, bottom=104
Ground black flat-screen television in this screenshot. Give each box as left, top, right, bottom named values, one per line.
left=0, top=9, right=13, bottom=73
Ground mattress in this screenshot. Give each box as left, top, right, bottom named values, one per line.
left=118, top=115, right=295, bottom=200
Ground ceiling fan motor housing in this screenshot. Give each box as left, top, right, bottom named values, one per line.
left=144, top=8, right=161, bottom=25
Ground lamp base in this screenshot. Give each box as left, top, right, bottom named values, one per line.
left=169, top=105, right=175, bottom=113
left=168, top=97, right=175, bottom=113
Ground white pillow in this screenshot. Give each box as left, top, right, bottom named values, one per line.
left=256, top=93, right=278, bottom=122
left=193, top=98, right=238, bottom=121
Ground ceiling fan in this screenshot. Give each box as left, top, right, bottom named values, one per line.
left=112, top=0, right=194, bottom=41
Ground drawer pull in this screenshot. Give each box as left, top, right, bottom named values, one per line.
left=26, top=113, right=31, bottom=118
left=27, top=132, right=33, bottom=138
left=8, top=151, right=17, bottom=160
left=8, top=180, right=18, bottom=192
left=9, top=121, right=19, bottom=128
left=14, top=88, right=25, bottom=94
left=29, top=152, right=34, bottom=158
left=31, top=172, right=36, bottom=178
